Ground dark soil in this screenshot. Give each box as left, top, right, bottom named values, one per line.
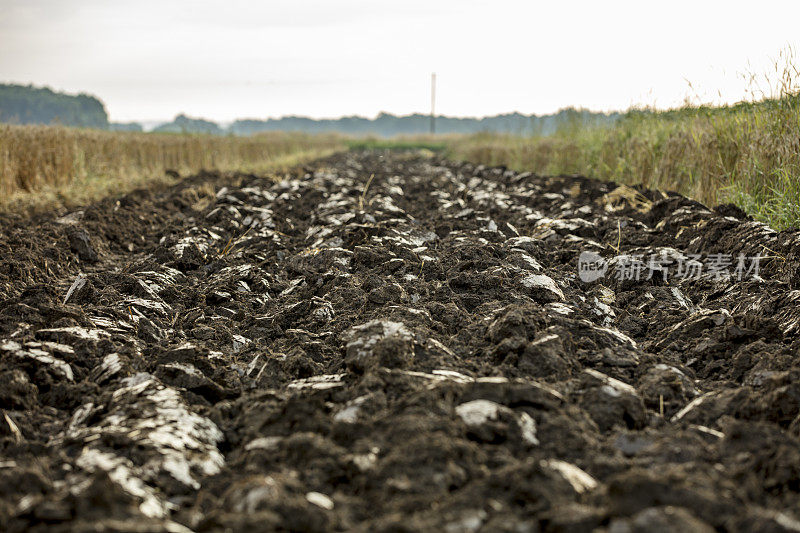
left=2, top=150, right=800, bottom=532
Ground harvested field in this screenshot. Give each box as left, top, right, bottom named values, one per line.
left=2, top=150, right=800, bottom=531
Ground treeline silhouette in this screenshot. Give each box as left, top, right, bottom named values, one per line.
left=230, top=109, right=620, bottom=136
left=0, top=84, right=109, bottom=128
left=160, top=109, right=619, bottom=136
left=0, top=83, right=619, bottom=136
left=153, top=114, right=223, bottom=134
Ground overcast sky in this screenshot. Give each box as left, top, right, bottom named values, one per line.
left=2, top=0, right=799, bottom=122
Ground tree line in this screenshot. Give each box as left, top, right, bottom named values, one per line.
left=0, top=83, right=618, bottom=136
left=153, top=109, right=619, bottom=136
left=0, top=84, right=109, bottom=128
left=229, top=109, right=619, bottom=136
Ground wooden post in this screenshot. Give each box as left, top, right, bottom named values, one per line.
left=430, top=73, right=436, bottom=135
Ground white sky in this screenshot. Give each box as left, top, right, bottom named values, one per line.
left=1, top=0, right=799, bottom=122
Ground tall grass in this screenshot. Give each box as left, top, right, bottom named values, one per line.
left=0, top=127, right=343, bottom=212
left=447, top=52, right=800, bottom=229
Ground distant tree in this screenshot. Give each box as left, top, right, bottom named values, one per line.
left=153, top=114, right=223, bottom=134
left=0, top=83, right=109, bottom=128
left=109, top=122, right=144, bottom=132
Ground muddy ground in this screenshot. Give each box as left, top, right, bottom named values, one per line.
left=2, top=150, right=800, bottom=532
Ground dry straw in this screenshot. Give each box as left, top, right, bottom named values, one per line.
left=0, top=126, right=343, bottom=212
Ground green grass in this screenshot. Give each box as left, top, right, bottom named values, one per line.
left=445, top=54, right=800, bottom=230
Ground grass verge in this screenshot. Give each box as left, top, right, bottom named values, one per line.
left=445, top=54, right=800, bottom=230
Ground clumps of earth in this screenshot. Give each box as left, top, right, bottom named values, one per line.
left=2, top=150, right=800, bottom=531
